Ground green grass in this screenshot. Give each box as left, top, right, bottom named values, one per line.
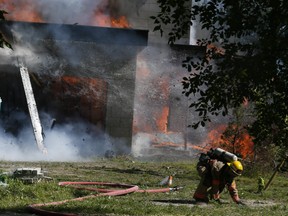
left=0, top=157, right=287, bottom=215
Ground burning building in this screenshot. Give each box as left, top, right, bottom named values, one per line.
left=0, top=0, right=236, bottom=161
left=0, top=20, right=150, bottom=160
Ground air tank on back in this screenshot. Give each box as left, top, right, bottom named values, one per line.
left=209, top=147, right=238, bottom=162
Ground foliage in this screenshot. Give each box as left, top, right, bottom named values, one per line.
left=0, top=10, right=12, bottom=49
left=151, top=0, right=288, bottom=150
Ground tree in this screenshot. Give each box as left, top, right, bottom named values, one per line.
left=0, top=10, right=12, bottom=49
left=151, top=0, right=288, bottom=152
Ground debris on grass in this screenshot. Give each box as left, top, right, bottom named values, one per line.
left=1, top=167, right=53, bottom=184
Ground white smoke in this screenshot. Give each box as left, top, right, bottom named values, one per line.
left=0, top=0, right=103, bottom=25
left=0, top=0, right=138, bottom=161
left=37, top=0, right=102, bottom=25
left=0, top=0, right=206, bottom=160
left=0, top=110, right=113, bottom=161
left=0, top=0, right=139, bottom=26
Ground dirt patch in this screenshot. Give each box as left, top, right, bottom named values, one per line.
left=243, top=199, right=280, bottom=208
left=152, top=199, right=280, bottom=208
left=152, top=199, right=210, bottom=208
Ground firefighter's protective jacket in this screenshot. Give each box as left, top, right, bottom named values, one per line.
left=193, top=159, right=240, bottom=203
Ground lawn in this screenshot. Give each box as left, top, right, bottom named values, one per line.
left=0, top=156, right=287, bottom=216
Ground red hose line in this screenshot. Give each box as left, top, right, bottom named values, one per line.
left=27, top=181, right=173, bottom=216
left=137, top=188, right=172, bottom=193
left=58, top=182, right=173, bottom=193
left=28, top=182, right=139, bottom=216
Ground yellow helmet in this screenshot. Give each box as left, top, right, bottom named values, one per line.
left=228, top=160, right=243, bottom=176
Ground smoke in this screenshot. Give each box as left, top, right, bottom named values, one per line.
left=0, top=0, right=138, bottom=26
left=0, top=0, right=101, bottom=25
left=131, top=44, right=194, bottom=157
left=0, top=0, right=144, bottom=162
left=0, top=110, right=113, bottom=161
left=36, top=0, right=102, bottom=25
left=0, top=0, right=214, bottom=160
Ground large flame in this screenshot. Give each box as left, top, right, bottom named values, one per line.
left=0, top=0, right=130, bottom=28
left=1, top=0, right=254, bottom=158
left=206, top=124, right=254, bottom=159
left=133, top=54, right=170, bottom=134
left=134, top=52, right=254, bottom=158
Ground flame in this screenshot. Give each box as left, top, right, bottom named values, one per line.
left=0, top=0, right=44, bottom=22
left=205, top=124, right=254, bottom=159
left=0, top=0, right=130, bottom=28
left=1, top=1, right=252, bottom=158
left=90, top=13, right=111, bottom=27
left=133, top=54, right=170, bottom=134
left=156, top=106, right=169, bottom=132
left=207, top=43, right=225, bottom=55
left=51, top=76, right=108, bottom=126
left=91, top=14, right=130, bottom=28
left=111, top=16, right=130, bottom=28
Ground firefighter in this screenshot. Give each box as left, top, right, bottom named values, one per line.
left=193, top=159, right=245, bottom=205
left=257, top=177, right=265, bottom=194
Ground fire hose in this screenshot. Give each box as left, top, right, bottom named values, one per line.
left=27, top=181, right=183, bottom=216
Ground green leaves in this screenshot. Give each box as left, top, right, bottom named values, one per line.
left=0, top=10, right=12, bottom=50
left=153, top=0, right=288, bottom=149
left=151, top=0, right=193, bottom=44
left=0, top=33, right=12, bottom=49
left=0, top=10, right=8, bottom=20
